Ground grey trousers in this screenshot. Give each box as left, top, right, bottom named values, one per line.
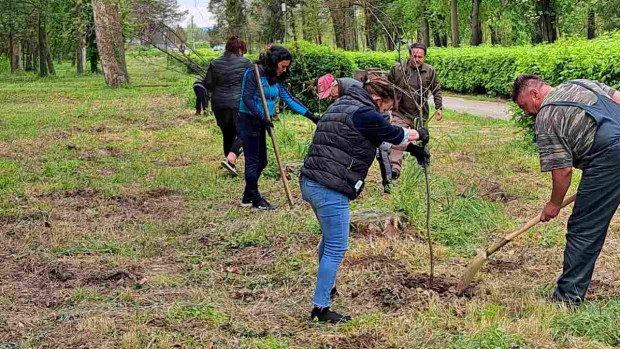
left=552, top=141, right=620, bottom=303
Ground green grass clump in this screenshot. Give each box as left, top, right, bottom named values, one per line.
left=450, top=325, right=527, bottom=349
left=165, top=304, right=228, bottom=325
left=552, top=300, right=620, bottom=346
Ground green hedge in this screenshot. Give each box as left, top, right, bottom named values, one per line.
left=428, top=33, right=620, bottom=97
left=285, top=34, right=620, bottom=99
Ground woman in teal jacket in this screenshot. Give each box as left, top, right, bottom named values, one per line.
left=237, top=46, right=318, bottom=210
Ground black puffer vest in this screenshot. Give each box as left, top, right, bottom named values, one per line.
left=301, top=86, right=378, bottom=199
left=208, top=54, right=252, bottom=109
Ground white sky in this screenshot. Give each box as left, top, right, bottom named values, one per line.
left=177, top=0, right=215, bottom=28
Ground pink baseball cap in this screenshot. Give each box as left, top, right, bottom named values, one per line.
left=317, top=74, right=335, bottom=100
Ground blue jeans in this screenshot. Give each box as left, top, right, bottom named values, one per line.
left=301, top=177, right=350, bottom=308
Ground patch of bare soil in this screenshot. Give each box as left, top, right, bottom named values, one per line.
left=329, top=331, right=386, bottom=349
left=0, top=254, right=145, bottom=309
left=365, top=268, right=464, bottom=310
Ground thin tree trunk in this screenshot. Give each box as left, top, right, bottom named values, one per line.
left=471, top=0, right=482, bottom=45
left=419, top=4, right=430, bottom=47
left=330, top=0, right=348, bottom=49
left=587, top=8, right=595, bottom=39
left=9, top=31, right=16, bottom=73
left=92, top=0, right=129, bottom=87
left=38, top=10, right=49, bottom=78
left=25, top=41, right=33, bottom=71
left=364, top=5, right=377, bottom=50
left=450, top=0, right=459, bottom=47
left=46, top=46, right=55, bottom=74
left=535, top=0, right=556, bottom=43
left=77, top=37, right=85, bottom=74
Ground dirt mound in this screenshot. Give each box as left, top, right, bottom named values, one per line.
left=401, top=273, right=455, bottom=294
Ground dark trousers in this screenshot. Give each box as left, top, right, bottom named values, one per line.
left=553, top=141, right=620, bottom=303
left=213, top=107, right=242, bottom=157
left=237, top=113, right=268, bottom=201
left=377, top=145, right=392, bottom=187
left=194, top=86, right=208, bottom=114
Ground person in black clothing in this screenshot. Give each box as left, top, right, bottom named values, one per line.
left=300, top=75, right=428, bottom=323
left=205, top=37, right=252, bottom=177
left=238, top=46, right=319, bottom=210
left=193, top=77, right=209, bottom=115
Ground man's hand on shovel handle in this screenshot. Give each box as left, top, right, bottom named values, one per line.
left=541, top=201, right=561, bottom=222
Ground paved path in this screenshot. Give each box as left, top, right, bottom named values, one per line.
left=430, top=96, right=511, bottom=120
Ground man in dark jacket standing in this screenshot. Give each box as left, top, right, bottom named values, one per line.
left=205, top=37, right=252, bottom=176
left=513, top=74, right=620, bottom=305
left=388, top=43, right=442, bottom=179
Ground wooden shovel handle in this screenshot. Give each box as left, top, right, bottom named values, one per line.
left=253, top=64, right=294, bottom=207
left=504, top=194, right=577, bottom=242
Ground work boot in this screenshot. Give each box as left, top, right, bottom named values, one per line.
left=253, top=197, right=277, bottom=211
left=548, top=291, right=582, bottom=309
left=310, top=306, right=351, bottom=324
left=240, top=194, right=253, bottom=208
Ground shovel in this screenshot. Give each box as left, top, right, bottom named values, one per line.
left=253, top=64, right=294, bottom=207
left=456, top=194, right=576, bottom=295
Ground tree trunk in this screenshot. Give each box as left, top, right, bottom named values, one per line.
left=418, top=2, right=430, bottom=47
left=364, top=5, right=377, bottom=50
left=385, top=31, right=395, bottom=50
left=92, top=0, right=129, bottom=87
left=38, top=10, right=49, bottom=78
left=587, top=8, right=595, bottom=39
left=490, top=25, right=498, bottom=45
left=77, top=38, right=85, bottom=74
left=46, top=46, right=55, bottom=75
left=535, top=0, right=556, bottom=43
left=9, top=31, right=18, bottom=73
left=25, top=41, right=33, bottom=71
left=471, top=0, right=482, bottom=45
left=346, top=5, right=357, bottom=51
left=450, top=0, right=459, bottom=47
left=330, top=0, right=348, bottom=49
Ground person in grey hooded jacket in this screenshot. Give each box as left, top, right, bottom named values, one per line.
left=318, top=74, right=394, bottom=193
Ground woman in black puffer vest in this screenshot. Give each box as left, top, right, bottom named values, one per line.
left=205, top=37, right=252, bottom=177
left=300, top=75, right=429, bottom=323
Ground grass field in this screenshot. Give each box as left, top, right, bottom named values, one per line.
left=1, top=57, right=619, bottom=349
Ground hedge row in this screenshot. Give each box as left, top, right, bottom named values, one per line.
left=290, top=34, right=620, bottom=98
left=132, top=33, right=620, bottom=106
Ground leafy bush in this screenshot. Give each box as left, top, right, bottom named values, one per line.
left=0, top=56, right=9, bottom=73
left=285, top=41, right=353, bottom=110
left=428, top=33, right=620, bottom=97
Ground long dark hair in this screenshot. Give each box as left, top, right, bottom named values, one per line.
left=258, top=45, right=292, bottom=83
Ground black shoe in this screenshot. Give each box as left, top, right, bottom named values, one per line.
left=253, top=197, right=277, bottom=211
left=548, top=291, right=582, bottom=308
left=241, top=196, right=253, bottom=208
left=383, top=184, right=393, bottom=194
left=391, top=168, right=400, bottom=180
left=221, top=159, right=238, bottom=177
left=330, top=287, right=339, bottom=300
left=310, top=306, right=351, bottom=324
